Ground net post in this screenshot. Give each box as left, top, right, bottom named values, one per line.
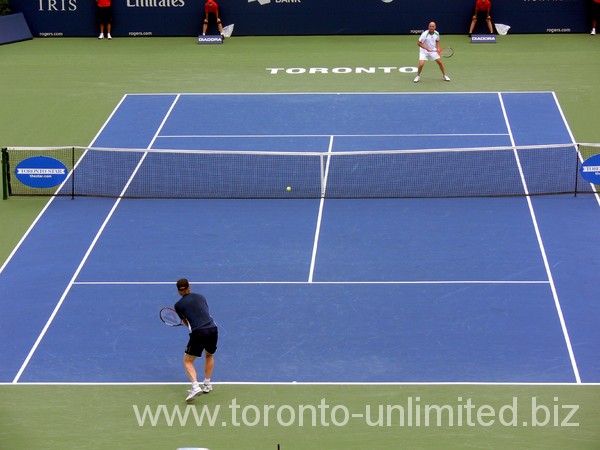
left=1, top=148, right=8, bottom=200
left=71, top=146, right=75, bottom=200
left=574, top=143, right=580, bottom=197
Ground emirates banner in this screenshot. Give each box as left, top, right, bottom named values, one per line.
left=12, top=0, right=588, bottom=38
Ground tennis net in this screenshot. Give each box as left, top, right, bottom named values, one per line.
left=1, top=144, right=598, bottom=199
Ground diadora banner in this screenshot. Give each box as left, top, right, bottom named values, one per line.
left=12, top=0, right=588, bottom=38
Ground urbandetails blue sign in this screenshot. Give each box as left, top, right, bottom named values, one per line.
left=580, top=154, right=600, bottom=185
left=15, top=156, right=68, bottom=189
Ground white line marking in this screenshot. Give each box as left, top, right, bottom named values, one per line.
left=2, top=381, right=598, bottom=386
left=73, top=280, right=550, bottom=286
left=156, top=133, right=509, bottom=138
left=0, top=95, right=131, bottom=276
left=498, top=92, right=581, bottom=384
left=308, top=136, right=334, bottom=283
left=550, top=92, right=600, bottom=206
left=12, top=95, right=182, bottom=383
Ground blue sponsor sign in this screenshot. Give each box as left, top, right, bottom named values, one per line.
left=580, top=154, right=600, bottom=184
left=15, top=156, right=68, bottom=189
left=0, top=13, right=33, bottom=45
left=471, top=35, right=496, bottom=43
left=198, top=35, right=223, bottom=44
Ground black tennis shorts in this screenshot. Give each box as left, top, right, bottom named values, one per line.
left=97, top=6, right=112, bottom=24
left=185, top=326, right=218, bottom=357
left=593, top=1, right=600, bottom=20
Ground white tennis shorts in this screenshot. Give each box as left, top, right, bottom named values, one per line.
left=419, top=50, right=440, bottom=61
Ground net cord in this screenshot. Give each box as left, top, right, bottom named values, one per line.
left=4, top=143, right=581, bottom=157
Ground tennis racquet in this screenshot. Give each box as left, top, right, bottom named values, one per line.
left=160, top=306, right=184, bottom=327
left=438, top=47, right=454, bottom=58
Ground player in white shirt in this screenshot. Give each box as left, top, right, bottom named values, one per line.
left=414, top=22, right=450, bottom=83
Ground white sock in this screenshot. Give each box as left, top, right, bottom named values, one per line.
left=192, top=381, right=200, bottom=389
left=203, top=378, right=211, bottom=384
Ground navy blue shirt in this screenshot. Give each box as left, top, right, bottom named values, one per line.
left=174, top=292, right=216, bottom=331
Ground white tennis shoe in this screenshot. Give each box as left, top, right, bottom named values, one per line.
left=185, top=386, right=203, bottom=402
left=413, top=76, right=420, bottom=83
left=202, top=382, right=212, bottom=393
left=443, top=75, right=451, bottom=81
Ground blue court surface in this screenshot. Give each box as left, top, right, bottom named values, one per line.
left=1, top=92, right=600, bottom=385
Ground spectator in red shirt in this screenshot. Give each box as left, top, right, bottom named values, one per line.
left=469, top=0, right=493, bottom=36
left=591, top=0, right=600, bottom=35
left=96, top=0, right=112, bottom=40
left=203, top=0, right=224, bottom=36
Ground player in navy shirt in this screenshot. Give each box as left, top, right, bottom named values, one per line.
left=175, top=278, right=218, bottom=402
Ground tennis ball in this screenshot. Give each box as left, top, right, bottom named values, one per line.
left=286, top=186, right=292, bottom=191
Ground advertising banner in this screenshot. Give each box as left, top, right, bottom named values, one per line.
left=11, top=0, right=588, bottom=38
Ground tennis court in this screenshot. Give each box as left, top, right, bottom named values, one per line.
left=0, top=92, right=597, bottom=382
left=2, top=74, right=600, bottom=448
